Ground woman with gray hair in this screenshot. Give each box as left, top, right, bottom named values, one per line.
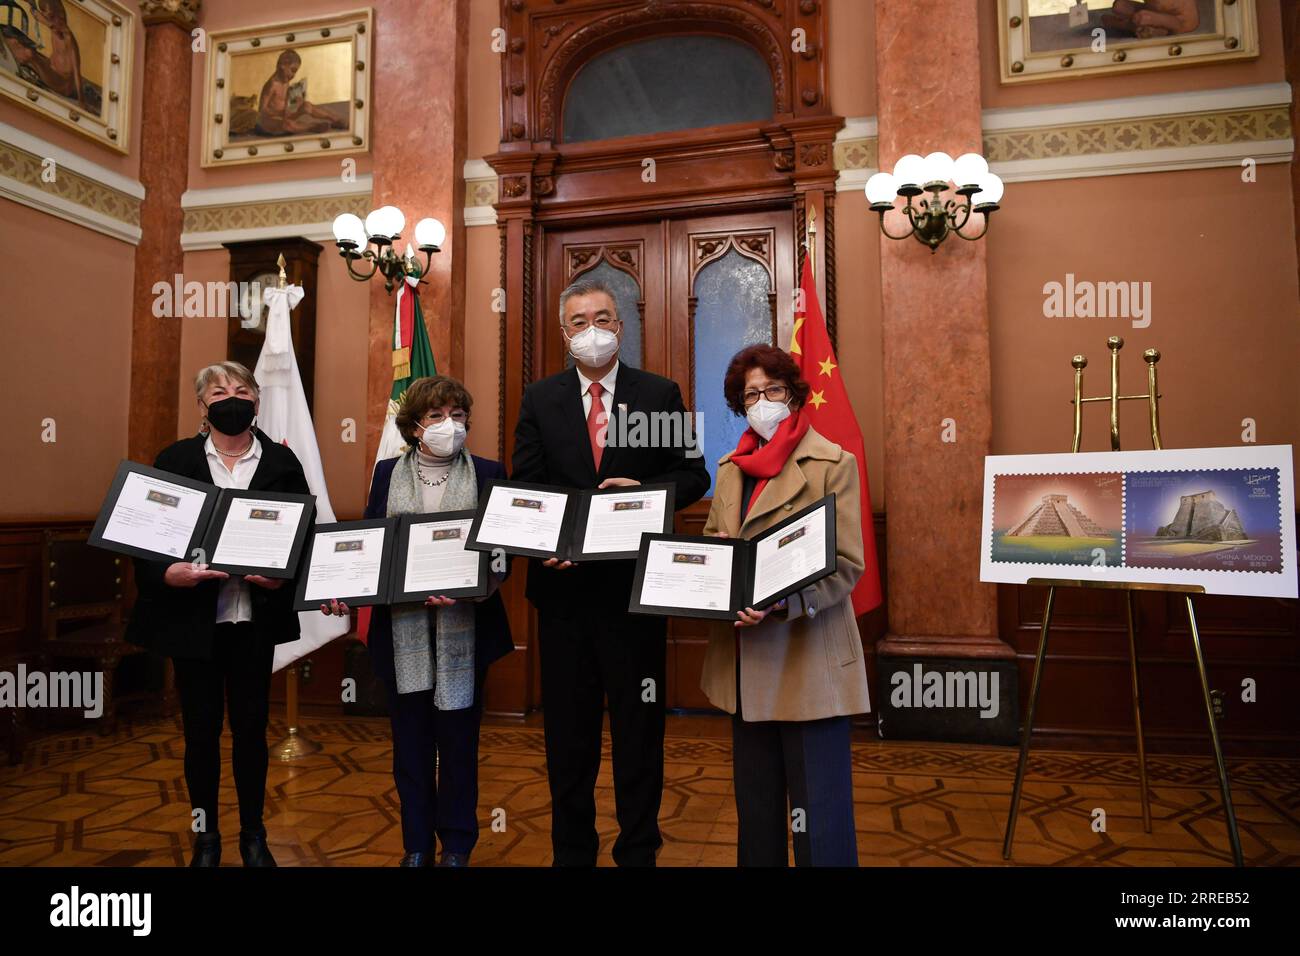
left=125, top=361, right=311, bottom=868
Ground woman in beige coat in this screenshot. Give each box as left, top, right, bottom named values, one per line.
left=701, top=344, right=870, bottom=866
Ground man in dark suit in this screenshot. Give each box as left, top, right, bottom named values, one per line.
left=512, top=278, right=710, bottom=866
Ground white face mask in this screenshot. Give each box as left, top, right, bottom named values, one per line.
left=419, top=419, right=466, bottom=458
left=566, top=326, right=620, bottom=367
left=746, top=398, right=791, bottom=441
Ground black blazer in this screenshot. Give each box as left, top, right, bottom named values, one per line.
left=125, top=430, right=312, bottom=661
left=511, top=363, right=711, bottom=612
left=362, top=454, right=514, bottom=686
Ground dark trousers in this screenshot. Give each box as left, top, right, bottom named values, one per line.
left=731, top=677, right=859, bottom=866
left=172, top=622, right=274, bottom=837
left=538, top=606, right=667, bottom=866
left=381, top=674, right=486, bottom=856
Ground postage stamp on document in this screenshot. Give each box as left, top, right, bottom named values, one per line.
left=990, top=472, right=1123, bottom=567
left=1124, top=468, right=1283, bottom=573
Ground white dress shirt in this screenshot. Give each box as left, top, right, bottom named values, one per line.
left=576, top=360, right=619, bottom=418
left=204, top=433, right=262, bottom=624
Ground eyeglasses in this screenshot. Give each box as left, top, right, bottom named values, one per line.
left=422, top=410, right=468, bottom=425
left=741, top=385, right=790, bottom=407
left=567, top=315, right=620, bottom=331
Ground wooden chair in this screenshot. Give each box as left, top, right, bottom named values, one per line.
left=41, top=530, right=148, bottom=733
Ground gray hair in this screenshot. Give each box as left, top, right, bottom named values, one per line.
left=558, top=277, right=619, bottom=326
left=194, top=361, right=259, bottom=399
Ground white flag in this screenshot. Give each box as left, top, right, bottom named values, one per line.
left=255, top=284, right=349, bottom=671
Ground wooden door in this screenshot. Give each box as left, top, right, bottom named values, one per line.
left=541, top=209, right=795, bottom=709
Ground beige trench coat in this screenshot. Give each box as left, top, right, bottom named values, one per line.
left=700, top=425, right=872, bottom=722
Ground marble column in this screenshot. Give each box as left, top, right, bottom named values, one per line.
left=127, top=0, right=199, bottom=464
left=365, top=0, right=469, bottom=467
left=874, top=1, right=1009, bottom=667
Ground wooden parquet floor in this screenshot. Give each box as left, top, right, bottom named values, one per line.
left=1, top=714, right=1297, bottom=867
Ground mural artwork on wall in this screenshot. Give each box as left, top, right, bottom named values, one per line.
left=0, top=0, right=133, bottom=152
left=202, top=8, right=371, bottom=168
left=998, top=0, right=1258, bottom=83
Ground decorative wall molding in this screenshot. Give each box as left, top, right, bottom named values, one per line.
left=0, top=122, right=143, bottom=244
left=179, top=175, right=372, bottom=250
left=833, top=82, right=1294, bottom=191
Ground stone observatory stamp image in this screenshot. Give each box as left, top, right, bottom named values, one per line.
left=991, top=472, right=1123, bottom=567
left=1125, top=468, right=1284, bottom=573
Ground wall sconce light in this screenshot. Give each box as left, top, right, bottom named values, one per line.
left=332, top=206, right=446, bottom=293
left=865, top=152, right=1003, bottom=254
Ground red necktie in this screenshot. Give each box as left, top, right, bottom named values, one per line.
left=586, top=381, right=605, bottom=471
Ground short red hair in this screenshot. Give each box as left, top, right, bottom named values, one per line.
left=722, top=344, right=810, bottom=416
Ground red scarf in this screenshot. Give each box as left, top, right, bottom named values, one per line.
left=729, top=408, right=809, bottom=513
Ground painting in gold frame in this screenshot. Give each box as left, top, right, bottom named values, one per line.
left=202, top=8, right=371, bottom=168
left=998, top=0, right=1258, bottom=84
left=0, top=0, right=133, bottom=153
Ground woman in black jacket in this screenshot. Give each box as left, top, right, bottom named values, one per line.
left=126, top=361, right=310, bottom=868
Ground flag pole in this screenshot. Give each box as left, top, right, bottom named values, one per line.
left=267, top=249, right=322, bottom=762
left=274, top=664, right=321, bottom=760
left=807, top=206, right=818, bottom=281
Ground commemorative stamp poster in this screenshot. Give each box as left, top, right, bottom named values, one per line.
left=980, top=445, right=1295, bottom=598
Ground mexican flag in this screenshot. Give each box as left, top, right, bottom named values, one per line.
left=789, top=258, right=883, bottom=616
left=253, top=284, right=350, bottom=671
left=358, top=272, right=438, bottom=645
left=375, top=273, right=438, bottom=464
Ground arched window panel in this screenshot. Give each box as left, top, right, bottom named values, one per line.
left=566, top=259, right=643, bottom=369
left=562, top=35, right=774, bottom=144
left=692, top=247, right=773, bottom=490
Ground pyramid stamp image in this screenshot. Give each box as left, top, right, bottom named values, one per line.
left=991, top=473, right=1122, bottom=566
left=1126, top=469, right=1283, bottom=572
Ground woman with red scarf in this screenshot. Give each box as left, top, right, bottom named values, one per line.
left=700, top=344, right=870, bottom=866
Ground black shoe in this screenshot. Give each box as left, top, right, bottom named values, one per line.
left=437, top=850, right=470, bottom=868
left=238, top=829, right=277, bottom=867
left=189, top=833, right=221, bottom=868
left=399, top=851, right=429, bottom=867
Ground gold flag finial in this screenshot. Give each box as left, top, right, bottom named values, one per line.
left=276, top=253, right=287, bottom=289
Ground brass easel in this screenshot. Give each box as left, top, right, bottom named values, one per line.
left=266, top=252, right=323, bottom=761
left=1001, top=336, right=1244, bottom=867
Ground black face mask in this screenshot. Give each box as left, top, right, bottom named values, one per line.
left=205, top=396, right=256, bottom=436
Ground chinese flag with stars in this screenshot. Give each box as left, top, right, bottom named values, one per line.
left=790, top=257, right=883, bottom=615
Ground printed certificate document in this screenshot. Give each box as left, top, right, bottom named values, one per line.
left=571, top=484, right=676, bottom=561
left=90, top=461, right=316, bottom=578
left=465, top=480, right=676, bottom=562
left=750, top=501, right=830, bottom=605
left=467, top=481, right=573, bottom=559
left=202, top=488, right=315, bottom=578
left=637, top=538, right=739, bottom=615
left=390, top=511, right=489, bottom=601
left=90, top=461, right=218, bottom=564
left=295, top=520, right=395, bottom=609
left=630, top=495, right=837, bottom=620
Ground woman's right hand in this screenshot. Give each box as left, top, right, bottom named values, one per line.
left=163, top=562, right=229, bottom=588
left=320, top=599, right=350, bottom=617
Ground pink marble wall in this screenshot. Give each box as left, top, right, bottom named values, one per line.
left=127, top=19, right=193, bottom=465
left=364, top=0, right=469, bottom=471
left=874, top=0, right=1002, bottom=656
